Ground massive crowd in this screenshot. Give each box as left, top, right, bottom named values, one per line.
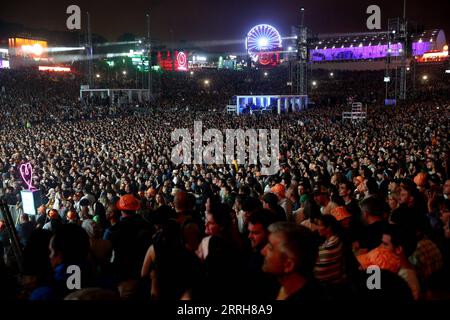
left=0, top=66, right=449, bottom=301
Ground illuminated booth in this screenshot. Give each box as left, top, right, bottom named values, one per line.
left=227, top=95, right=308, bottom=115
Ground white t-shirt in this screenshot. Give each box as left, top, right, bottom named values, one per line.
left=52, top=192, right=62, bottom=211
left=42, top=221, right=53, bottom=232
left=236, top=210, right=245, bottom=234
left=81, top=219, right=95, bottom=238
left=196, top=236, right=211, bottom=261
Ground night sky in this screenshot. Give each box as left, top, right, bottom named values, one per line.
left=1, top=0, right=449, bottom=46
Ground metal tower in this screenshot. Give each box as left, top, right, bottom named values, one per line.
left=146, top=13, right=152, bottom=100
left=295, top=7, right=308, bottom=95
left=86, top=12, right=94, bottom=88
left=386, top=1, right=408, bottom=101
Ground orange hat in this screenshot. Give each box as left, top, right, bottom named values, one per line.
left=354, top=176, right=364, bottom=185
left=331, top=206, right=352, bottom=221
left=271, top=183, right=286, bottom=199
left=413, top=172, right=428, bottom=187
left=48, top=209, right=59, bottom=219
left=146, top=187, right=156, bottom=197
left=66, top=211, right=78, bottom=221
left=356, top=247, right=401, bottom=273
left=116, top=194, right=141, bottom=211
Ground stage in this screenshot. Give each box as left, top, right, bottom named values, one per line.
left=227, top=95, right=308, bottom=115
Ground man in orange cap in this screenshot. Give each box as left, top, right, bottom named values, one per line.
left=66, top=210, right=79, bottom=224
left=146, top=187, right=156, bottom=198
left=116, top=194, right=141, bottom=213
left=109, top=194, right=152, bottom=288
left=142, top=187, right=156, bottom=210
left=271, top=183, right=293, bottom=221
left=43, top=209, right=63, bottom=232
left=413, top=172, right=428, bottom=192
left=271, top=183, right=286, bottom=199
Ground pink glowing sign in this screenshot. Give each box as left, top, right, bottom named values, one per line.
left=20, top=162, right=35, bottom=190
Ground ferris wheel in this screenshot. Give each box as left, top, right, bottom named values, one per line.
left=245, top=24, right=282, bottom=60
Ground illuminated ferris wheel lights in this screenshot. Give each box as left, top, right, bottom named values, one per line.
left=246, top=24, right=282, bottom=56
left=258, top=38, right=269, bottom=48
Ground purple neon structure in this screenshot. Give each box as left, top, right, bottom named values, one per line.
left=20, top=162, right=35, bottom=190
left=309, top=41, right=433, bottom=62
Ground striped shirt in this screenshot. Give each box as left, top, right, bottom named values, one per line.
left=314, top=235, right=344, bottom=284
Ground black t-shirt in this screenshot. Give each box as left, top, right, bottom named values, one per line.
left=286, top=280, right=323, bottom=301
left=390, top=203, right=429, bottom=234
left=246, top=245, right=279, bottom=300
left=110, top=214, right=153, bottom=280
left=193, top=235, right=246, bottom=300
left=358, top=220, right=389, bottom=251
left=36, top=214, right=47, bottom=228
left=153, top=220, right=202, bottom=300
left=5, top=193, right=17, bottom=206
left=345, top=199, right=363, bottom=242
left=345, top=199, right=361, bottom=219
left=274, top=205, right=287, bottom=222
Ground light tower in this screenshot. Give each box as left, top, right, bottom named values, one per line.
left=146, top=13, right=152, bottom=101
left=295, top=7, right=309, bottom=95
left=386, top=0, right=408, bottom=102
left=86, top=12, right=94, bottom=88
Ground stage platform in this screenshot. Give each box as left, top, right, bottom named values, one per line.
left=226, top=95, right=308, bottom=115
